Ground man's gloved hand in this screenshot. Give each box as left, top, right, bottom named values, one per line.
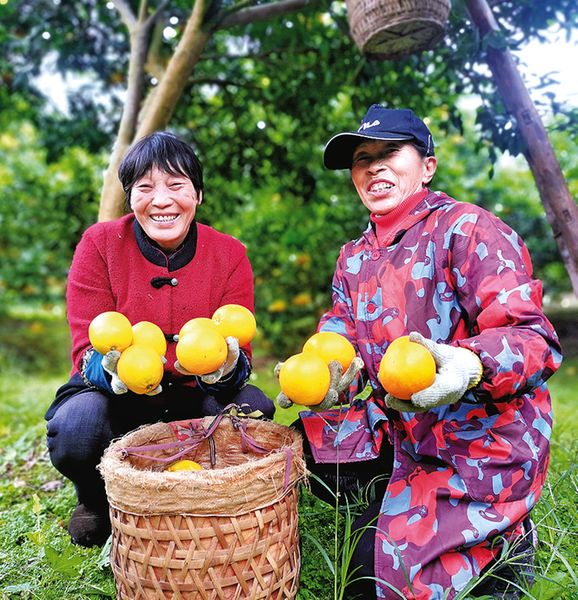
left=385, top=332, right=483, bottom=413
left=275, top=356, right=364, bottom=412
left=174, top=336, right=240, bottom=384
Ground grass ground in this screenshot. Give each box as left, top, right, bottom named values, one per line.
left=0, top=305, right=576, bottom=600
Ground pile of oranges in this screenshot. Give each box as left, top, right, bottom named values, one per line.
left=278, top=331, right=356, bottom=406
left=176, top=304, right=256, bottom=375
left=89, top=312, right=166, bottom=395
left=88, top=304, right=256, bottom=394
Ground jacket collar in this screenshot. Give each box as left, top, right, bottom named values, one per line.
left=364, top=190, right=453, bottom=247
left=133, top=218, right=198, bottom=272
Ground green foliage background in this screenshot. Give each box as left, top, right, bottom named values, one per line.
left=1, top=108, right=573, bottom=357
left=1, top=0, right=577, bottom=356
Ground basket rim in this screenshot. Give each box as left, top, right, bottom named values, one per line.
left=99, top=417, right=307, bottom=517
left=107, top=482, right=301, bottom=518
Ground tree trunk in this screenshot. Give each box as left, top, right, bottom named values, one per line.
left=98, top=24, right=151, bottom=222
left=465, top=0, right=578, bottom=298
left=98, top=0, right=320, bottom=223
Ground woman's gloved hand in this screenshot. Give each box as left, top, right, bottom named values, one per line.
left=83, top=347, right=164, bottom=396
left=275, top=356, right=364, bottom=412
left=101, top=350, right=128, bottom=395
left=104, top=350, right=166, bottom=396
left=82, top=348, right=128, bottom=395
left=385, top=332, right=483, bottom=413
left=174, top=336, right=240, bottom=384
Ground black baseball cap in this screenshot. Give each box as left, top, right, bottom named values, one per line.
left=324, top=105, right=435, bottom=170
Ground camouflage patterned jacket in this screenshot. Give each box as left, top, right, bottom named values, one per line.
left=302, top=190, right=562, bottom=599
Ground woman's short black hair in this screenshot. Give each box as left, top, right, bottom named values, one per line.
left=119, top=131, right=203, bottom=210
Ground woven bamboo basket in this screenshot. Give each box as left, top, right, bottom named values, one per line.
left=99, top=414, right=307, bottom=600
left=345, top=0, right=452, bottom=60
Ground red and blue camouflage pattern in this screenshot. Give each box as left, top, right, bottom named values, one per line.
left=301, top=191, right=562, bottom=599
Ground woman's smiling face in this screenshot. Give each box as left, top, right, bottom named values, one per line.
left=131, top=166, right=202, bottom=253
left=351, top=140, right=437, bottom=215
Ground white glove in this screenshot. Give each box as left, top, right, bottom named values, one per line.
left=275, top=356, right=364, bottom=412
left=102, top=350, right=128, bottom=395
left=385, top=332, right=483, bottom=413
left=104, top=350, right=165, bottom=396
left=174, top=336, right=240, bottom=384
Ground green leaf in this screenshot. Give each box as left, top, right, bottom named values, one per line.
left=44, top=545, right=85, bottom=577
left=302, top=531, right=336, bottom=576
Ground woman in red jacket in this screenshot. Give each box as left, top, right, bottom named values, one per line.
left=45, top=131, right=274, bottom=547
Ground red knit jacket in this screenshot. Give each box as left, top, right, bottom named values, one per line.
left=67, top=214, right=254, bottom=385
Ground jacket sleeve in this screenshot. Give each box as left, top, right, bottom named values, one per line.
left=318, top=246, right=369, bottom=397
left=319, top=248, right=358, bottom=339
left=215, top=249, right=255, bottom=361
left=66, top=226, right=116, bottom=374
left=446, top=208, right=562, bottom=403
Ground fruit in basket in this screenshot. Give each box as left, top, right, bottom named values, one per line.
left=176, top=328, right=228, bottom=375
left=131, top=321, right=167, bottom=356
left=167, top=459, right=203, bottom=472
left=302, top=331, right=356, bottom=371
left=179, top=317, right=218, bottom=339
left=378, top=336, right=436, bottom=400
left=117, top=344, right=164, bottom=394
left=89, top=311, right=133, bottom=355
left=211, top=304, right=256, bottom=346
left=278, top=353, right=331, bottom=406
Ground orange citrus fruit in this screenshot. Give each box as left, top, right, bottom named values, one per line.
left=116, top=344, right=164, bottom=394
left=378, top=336, right=436, bottom=400
left=211, top=304, right=256, bottom=346
left=278, top=353, right=331, bottom=406
left=302, top=331, right=356, bottom=371
left=167, top=459, right=203, bottom=472
left=176, top=328, right=228, bottom=375
left=131, top=321, right=167, bottom=356
left=179, top=317, right=218, bottom=339
left=89, top=311, right=133, bottom=355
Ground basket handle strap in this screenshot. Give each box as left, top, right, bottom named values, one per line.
left=116, top=405, right=242, bottom=459
left=115, top=403, right=293, bottom=489
left=233, top=418, right=293, bottom=491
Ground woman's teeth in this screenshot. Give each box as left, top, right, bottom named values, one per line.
left=369, top=182, right=393, bottom=193
left=151, top=215, right=177, bottom=222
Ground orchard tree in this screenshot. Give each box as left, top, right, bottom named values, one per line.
left=3, top=1, right=577, bottom=212
left=1, top=0, right=578, bottom=330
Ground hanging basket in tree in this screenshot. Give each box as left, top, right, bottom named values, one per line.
left=345, top=0, right=452, bottom=60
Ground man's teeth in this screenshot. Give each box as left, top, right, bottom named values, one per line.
left=151, top=215, right=177, bottom=222
left=370, top=182, right=393, bottom=192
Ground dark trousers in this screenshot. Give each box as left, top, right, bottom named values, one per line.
left=46, top=380, right=275, bottom=512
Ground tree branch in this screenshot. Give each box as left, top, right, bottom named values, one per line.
left=145, top=17, right=169, bottom=81
left=143, top=0, right=174, bottom=30
left=135, top=0, right=212, bottom=137
left=111, top=0, right=137, bottom=30
left=215, top=0, right=322, bottom=30
left=466, top=0, right=578, bottom=296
